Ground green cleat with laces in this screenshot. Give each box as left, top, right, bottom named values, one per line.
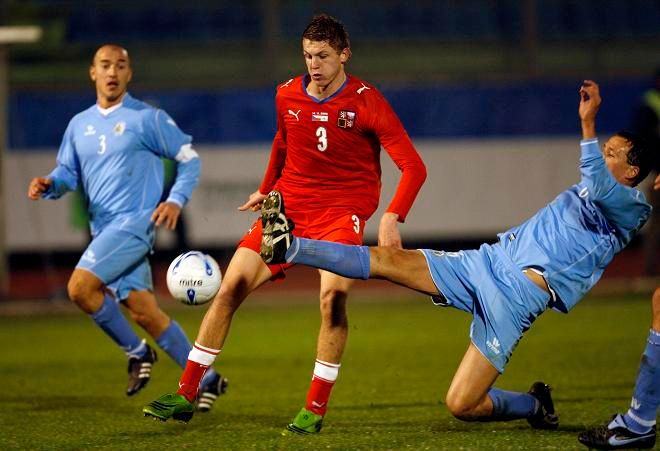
left=142, top=393, right=194, bottom=423
left=283, top=408, right=324, bottom=435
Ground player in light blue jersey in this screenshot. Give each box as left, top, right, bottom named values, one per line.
left=27, top=45, right=227, bottom=410
left=258, top=80, right=655, bottom=433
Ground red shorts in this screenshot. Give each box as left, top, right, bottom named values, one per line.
left=238, top=207, right=366, bottom=279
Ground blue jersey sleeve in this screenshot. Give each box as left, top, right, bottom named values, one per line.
left=579, top=138, right=651, bottom=244
left=142, top=109, right=200, bottom=207
left=44, top=121, right=80, bottom=199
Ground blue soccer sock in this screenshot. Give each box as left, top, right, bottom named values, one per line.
left=91, top=295, right=145, bottom=358
left=155, top=320, right=193, bottom=368
left=620, top=329, right=660, bottom=434
left=285, top=237, right=370, bottom=280
left=488, top=387, right=538, bottom=421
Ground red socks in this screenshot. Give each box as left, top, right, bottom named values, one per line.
left=304, top=359, right=341, bottom=416
left=176, top=342, right=220, bottom=403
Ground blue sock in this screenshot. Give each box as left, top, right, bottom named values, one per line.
left=91, top=295, right=144, bottom=357
left=285, top=237, right=370, bottom=280
left=155, top=320, right=193, bottom=368
left=488, top=388, right=538, bottom=421
left=200, top=368, right=219, bottom=388
left=621, top=329, right=660, bottom=433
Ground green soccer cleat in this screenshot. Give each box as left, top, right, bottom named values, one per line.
left=142, top=393, right=194, bottom=423
left=283, top=408, right=324, bottom=435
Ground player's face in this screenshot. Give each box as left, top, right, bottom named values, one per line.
left=89, top=46, right=132, bottom=108
left=602, top=135, right=639, bottom=186
left=302, top=39, right=349, bottom=91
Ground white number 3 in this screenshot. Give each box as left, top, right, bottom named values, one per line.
left=316, top=126, right=327, bottom=152
left=352, top=214, right=360, bottom=233
left=98, top=134, right=107, bottom=154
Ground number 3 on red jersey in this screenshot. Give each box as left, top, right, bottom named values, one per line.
left=316, top=126, right=327, bottom=152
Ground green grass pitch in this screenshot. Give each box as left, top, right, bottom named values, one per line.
left=0, top=292, right=653, bottom=450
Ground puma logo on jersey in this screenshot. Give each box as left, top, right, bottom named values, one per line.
left=357, top=83, right=371, bottom=94
left=280, top=78, right=294, bottom=89
left=84, top=125, right=96, bottom=136
left=288, top=109, right=301, bottom=121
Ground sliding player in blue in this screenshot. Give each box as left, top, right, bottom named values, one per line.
left=259, top=80, right=654, bottom=436
left=27, top=45, right=226, bottom=410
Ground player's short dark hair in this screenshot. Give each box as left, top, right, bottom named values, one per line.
left=302, top=14, right=350, bottom=53
left=616, top=130, right=654, bottom=186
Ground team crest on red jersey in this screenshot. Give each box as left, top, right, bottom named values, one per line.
left=337, top=110, right=356, bottom=129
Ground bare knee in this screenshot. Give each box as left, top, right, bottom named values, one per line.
left=445, top=391, right=482, bottom=421
left=67, top=275, right=102, bottom=313
left=319, top=289, right=348, bottom=328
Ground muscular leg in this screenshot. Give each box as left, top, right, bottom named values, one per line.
left=445, top=343, right=500, bottom=420
left=297, top=271, right=353, bottom=420
left=369, top=247, right=439, bottom=295
left=175, top=248, right=274, bottom=402
left=445, top=344, right=539, bottom=422
left=316, top=270, right=353, bottom=363
left=68, top=268, right=144, bottom=356
left=196, top=248, right=274, bottom=349
left=67, top=268, right=105, bottom=313
left=286, top=238, right=439, bottom=295
left=124, top=290, right=170, bottom=338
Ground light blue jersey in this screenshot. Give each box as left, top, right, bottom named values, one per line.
left=42, top=93, right=200, bottom=244
left=499, top=138, right=651, bottom=312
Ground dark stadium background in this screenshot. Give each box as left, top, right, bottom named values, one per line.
left=2, top=0, right=659, bottom=299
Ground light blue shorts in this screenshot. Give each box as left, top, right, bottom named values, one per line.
left=419, top=243, right=550, bottom=373
left=76, top=228, right=153, bottom=301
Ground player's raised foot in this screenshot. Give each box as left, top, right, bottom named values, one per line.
left=526, top=381, right=559, bottom=430
left=197, top=372, right=229, bottom=413
left=260, top=190, right=294, bottom=264
left=577, top=414, right=656, bottom=450
left=126, top=342, right=158, bottom=396
left=142, top=393, right=194, bottom=423
left=282, top=408, right=324, bottom=435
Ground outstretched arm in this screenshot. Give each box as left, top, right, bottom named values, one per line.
left=579, top=80, right=601, bottom=139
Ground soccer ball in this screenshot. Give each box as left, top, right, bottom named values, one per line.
left=166, top=251, right=221, bottom=306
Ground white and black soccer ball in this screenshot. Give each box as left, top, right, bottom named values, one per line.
left=166, top=251, right=221, bottom=306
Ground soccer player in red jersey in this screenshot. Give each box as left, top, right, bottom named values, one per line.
left=144, top=14, right=427, bottom=432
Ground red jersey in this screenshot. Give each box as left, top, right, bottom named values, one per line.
left=259, top=74, right=426, bottom=222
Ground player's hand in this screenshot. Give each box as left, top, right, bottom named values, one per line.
left=27, top=177, right=52, bottom=200
left=579, top=80, right=601, bottom=123
left=654, top=174, right=660, bottom=191
left=238, top=190, right=267, bottom=212
left=151, top=201, right=181, bottom=230
left=378, top=212, right=403, bottom=248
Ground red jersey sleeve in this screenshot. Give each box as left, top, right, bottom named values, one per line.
left=258, top=127, right=286, bottom=194
left=368, top=91, right=427, bottom=222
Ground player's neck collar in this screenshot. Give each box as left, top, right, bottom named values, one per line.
left=302, top=74, right=350, bottom=104
left=96, top=92, right=129, bottom=116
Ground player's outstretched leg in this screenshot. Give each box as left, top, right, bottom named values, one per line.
left=127, top=342, right=158, bottom=396
left=577, top=414, right=656, bottom=449
left=197, top=372, right=229, bottom=412
left=260, top=190, right=294, bottom=264
left=142, top=393, right=195, bottom=423
left=526, top=382, right=559, bottom=430
left=283, top=408, right=324, bottom=435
